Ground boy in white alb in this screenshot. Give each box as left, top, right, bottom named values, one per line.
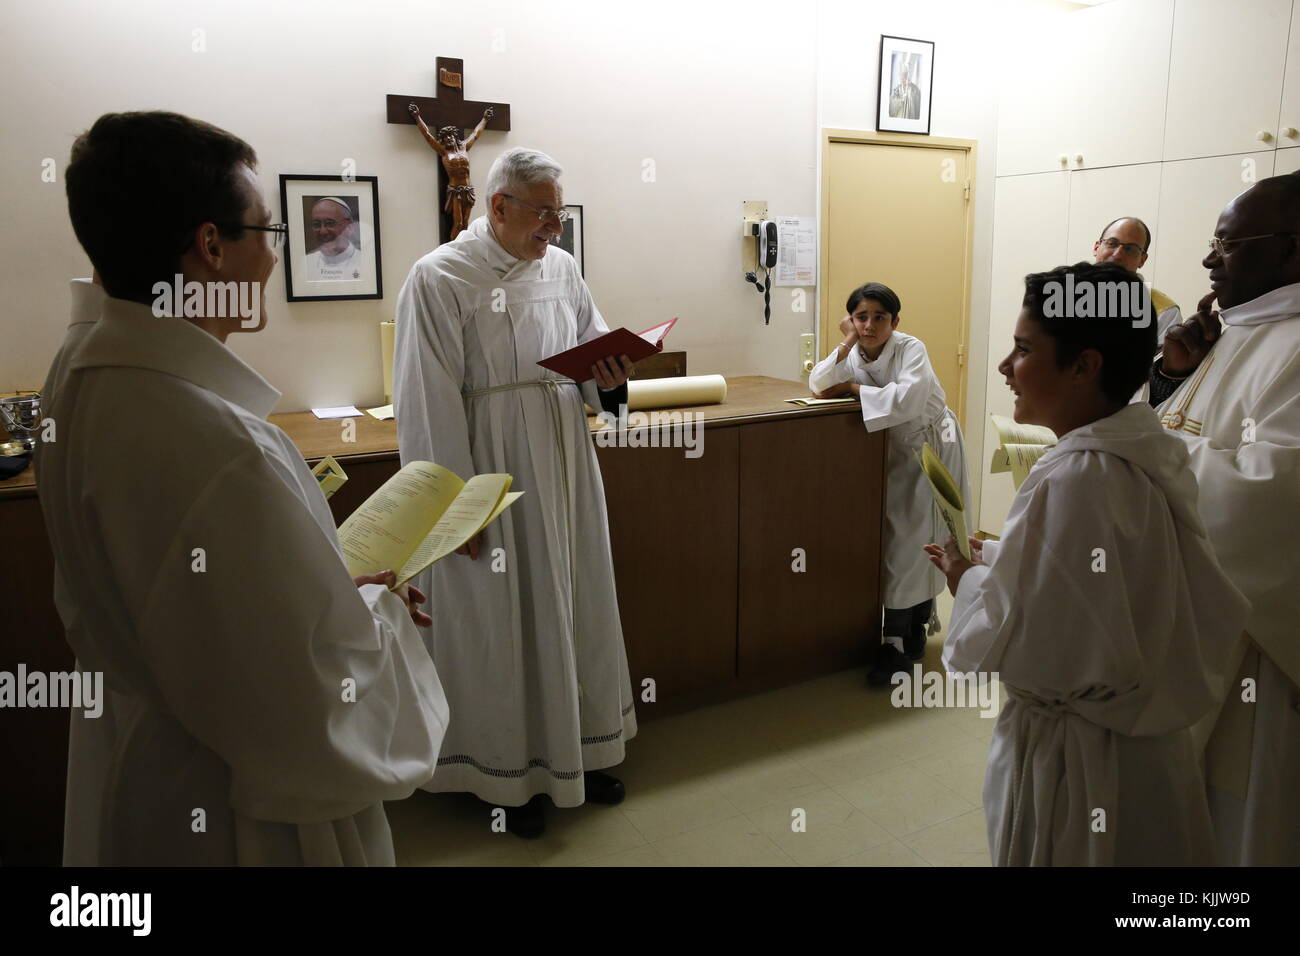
left=809, top=282, right=969, bottom=685
left=927, top=261, right=1249, bottom=865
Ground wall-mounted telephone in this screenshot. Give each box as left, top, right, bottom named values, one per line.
left=742, top=202, right=775, bottom=324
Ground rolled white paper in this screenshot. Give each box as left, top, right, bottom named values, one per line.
left=625, top=374, right=727, bottom=410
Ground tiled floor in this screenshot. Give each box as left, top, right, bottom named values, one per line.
left=387, top=593, right=999, bottom=867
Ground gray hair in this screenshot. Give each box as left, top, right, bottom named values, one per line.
left=484, top=147, right=563, bottom=204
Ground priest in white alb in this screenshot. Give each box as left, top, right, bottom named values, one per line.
left=1147, top=172, right=1300, bottom=866
left=392, top=147, right=637, bottom=837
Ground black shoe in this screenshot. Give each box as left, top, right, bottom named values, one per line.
left=904, top=631, right=927, bottom=661
left=867, top=642, right=912, bottom=687
left=584, top=770, right=626, bottom=806
left=500, top=794, right=546, bottom=838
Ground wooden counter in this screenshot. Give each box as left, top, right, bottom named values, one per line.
left=0, top=375, right=885, bottom=864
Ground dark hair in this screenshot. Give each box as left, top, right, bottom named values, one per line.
left=65, top=111, right=258, bottom=303
left=1097, top=216, right=1152, bottom=252
left=1021, top=261, right=1157, bottom=406
left=846, top=281, right=901, bottom=317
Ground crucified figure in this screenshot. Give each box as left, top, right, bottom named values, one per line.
left=409, top=102, right=494, bottom=240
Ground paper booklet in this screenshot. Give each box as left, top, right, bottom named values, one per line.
left=989, top=414, right=1058, bottom=489
left=918, top=442, right=972, bottom=561
left=337, top=461, right=523, bottom=588
left=311, top=455, right=349, bottom=500
left=784, top=396, right=859, bottom=406
left=536, top=317, right=678, bottom=383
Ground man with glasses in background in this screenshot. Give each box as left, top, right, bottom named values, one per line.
left=1093, top=216, right=1182, bottom=343
left=39, top=110, right=448, bottom=865
left=1146, top=172, right=1300, bottom=865
left=393, top=146, right=638, bottom=838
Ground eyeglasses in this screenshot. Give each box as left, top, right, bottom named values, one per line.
left=215, top=222, right=289, bottom=248
left=310, top=219, right=349, bottom=230
left=502, top=195, right=569, bottom=223
left=1098, top=237, right=1146, bottom=256
left=1208, top=232, right=1297, bottom=257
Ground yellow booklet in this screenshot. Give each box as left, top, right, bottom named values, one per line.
left=918, top=442, right=972, bottom=561
left=989, top=414, right=1057, bottom=489
left=337, top=461, right=523, bottom=587
left=311, top=455, right=349, bottom=500
left=784, top=396, right=859, bottom=407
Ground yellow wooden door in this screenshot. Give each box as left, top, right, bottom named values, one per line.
left=822, top=137, right=972, bottom=423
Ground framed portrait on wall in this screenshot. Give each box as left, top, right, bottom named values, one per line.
left=280, top=174, right=383, bottom=301
left=550, top=204, right=584, bottom=276
left=876, top=35, right=935, bottom=135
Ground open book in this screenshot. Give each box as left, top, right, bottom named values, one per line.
left=338, top=461, right=523, bottom=587
left=918, top=442, right=972, bottom=561
left=989, top=414, right=1058, bottom=489
left=537, top=318, right=678, bottom=382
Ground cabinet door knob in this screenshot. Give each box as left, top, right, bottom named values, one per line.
left=1282, top=127, right=1299, bottom=138
left=1058, top=153, right=1069, bottom=165
left=1074, top=153, right=1084, bottom=165
left=1257, top=129, right=1274, bottom=142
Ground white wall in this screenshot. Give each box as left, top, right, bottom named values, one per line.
left=3, top=0, right=1021, bottom=467
left=1, top=0, right=818, bottom=411
left=817, top=0, right=1005, bottom=526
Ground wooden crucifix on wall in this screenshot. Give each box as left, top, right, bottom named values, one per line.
left=387, top=57, right=511, bottom=243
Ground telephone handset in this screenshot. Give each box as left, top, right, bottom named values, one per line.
left=755, top=219, right=778, bottom=269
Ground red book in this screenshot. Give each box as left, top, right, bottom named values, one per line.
left=536, top=318, right=678, bottom=383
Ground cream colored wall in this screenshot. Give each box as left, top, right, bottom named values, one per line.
left=3, top=0, right=1005, bottom=458
left=817, top=0, right=1002, bottom=528
left=1, top=0, right=817, bottom=412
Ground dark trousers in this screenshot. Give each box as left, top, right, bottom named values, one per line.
left=882, top=599, right=934, bottom=643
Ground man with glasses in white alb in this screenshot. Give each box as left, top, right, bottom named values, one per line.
left=392, top=147, right=638, bottom=838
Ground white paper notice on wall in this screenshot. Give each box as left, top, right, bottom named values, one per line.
left=774, top=216, right=817, bottom=287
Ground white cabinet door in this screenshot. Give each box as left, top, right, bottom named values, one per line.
left=978, top=172, right=1069, bottom=535
left=1164, top=0, right=1291, bottom=161
left=1065, top=163, right=1164, bottom=276
left=1277, top=3, right=1300, bottom=147
left=1276, top=145, right=1300, bottom=173
left=1064, top=0, right=1174, bottom=170
left=997, top=16, right=1075, bottom=176
left=1155, top=152, right=1277, bottom=313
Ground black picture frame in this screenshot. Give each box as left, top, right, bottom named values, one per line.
left=876, top=35, right=935, bottom=136
left=550, top=204, right=584, bottom=276
left=279, top=174, right=383, bottom=302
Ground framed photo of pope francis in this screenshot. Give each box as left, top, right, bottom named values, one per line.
left=876, top=35, right=934, bottom=135
left=279, top=174, right=384, bottom=302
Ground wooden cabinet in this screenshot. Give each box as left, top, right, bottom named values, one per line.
left=1064, top=163, right=1164, bottom=269
left=996, top=0, right=1173, bottom=176
left=1276, top=145, right=1300, bottom=174
left=1163, top=0, right=1292, bottom=162
left=1156, top=151, right=1277, bottom=313
left=0, top=377, right=886, bottom=863
left=979, top=171, right=1069, bottom=534
left=1279, top=9, right=1300, bottom=147
left=735, top=414, right=883, bottom=689
left=1062, top=0, right=1174, bottom=171
left=995, top=16, right=1074, bottom=177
